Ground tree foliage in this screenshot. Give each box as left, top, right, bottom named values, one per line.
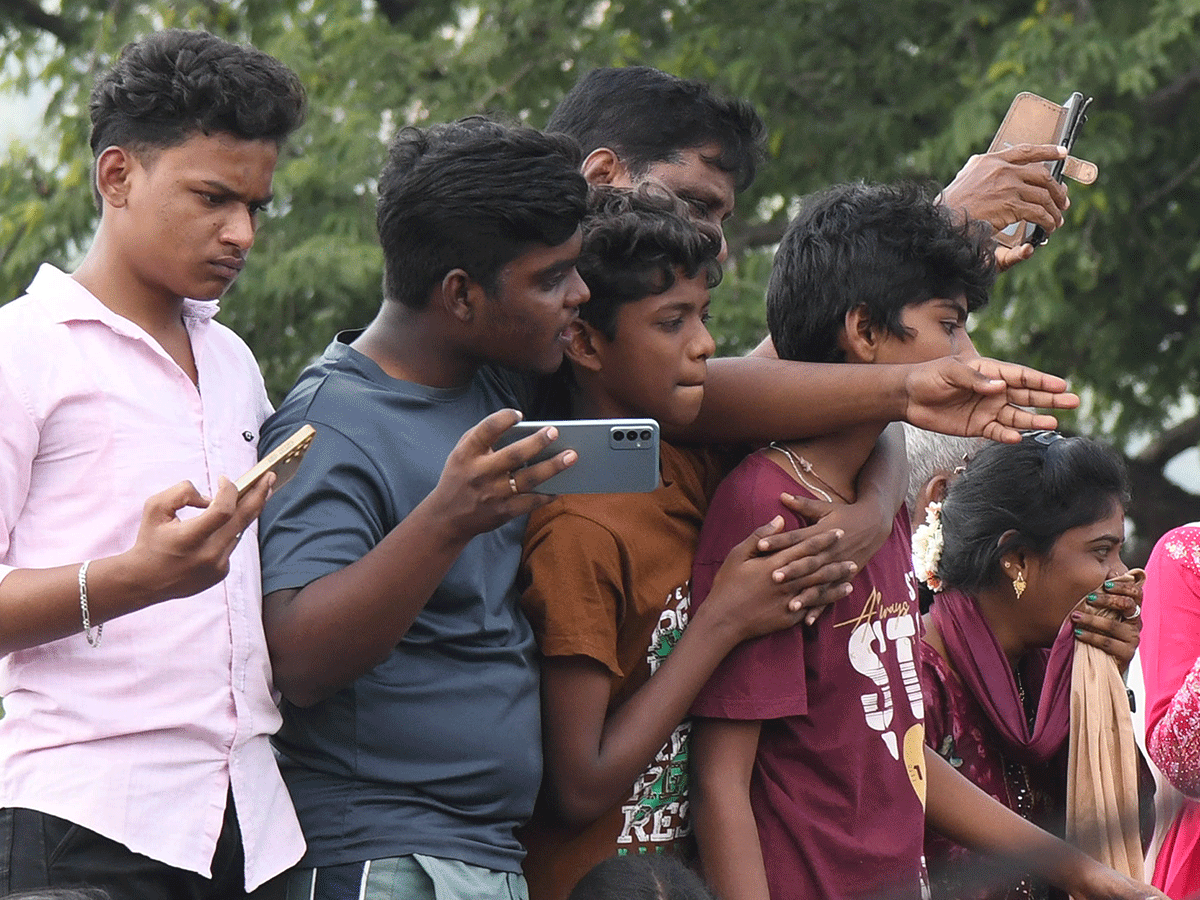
left=2, top=0, right=1199, bottom=556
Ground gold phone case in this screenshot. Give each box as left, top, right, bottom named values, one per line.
left=235, top=424, right=316, bottom=498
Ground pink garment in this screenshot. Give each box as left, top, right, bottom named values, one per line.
left=1141, top=523, right=1200, bottom=899
left=0, top=265, right=304, bottom=889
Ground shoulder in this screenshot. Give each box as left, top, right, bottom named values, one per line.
left=1150, top=524, right=1200, bottom=580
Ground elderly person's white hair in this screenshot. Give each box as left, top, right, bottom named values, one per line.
left=902, top=424, right=988, bottom=514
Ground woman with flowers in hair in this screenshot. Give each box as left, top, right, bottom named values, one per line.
left=913, top=431, right=1147, bottom=900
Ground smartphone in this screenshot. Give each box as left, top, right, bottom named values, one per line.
left=235, top=424, right=316, bottom=499
left=1027, top=91, right=1092, bottom=245
left=494, top=418, right=660, bottom=495
left=989, top=90, right=1093, bottom=246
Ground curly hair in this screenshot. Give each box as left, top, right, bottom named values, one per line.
left=937, top=432, right=1131, bottom=595
left=548, top=66, right=765, bottom=193
left=576, top=183, right=723, bottom=340
left=376, top=116, right=587, bottom=309
left=767, top=181, right=996, bottom=363
left=89, top=29, right=306, bottom=159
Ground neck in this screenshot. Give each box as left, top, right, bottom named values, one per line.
left=775, top=421, right=885, bottom=503
left=72, top=239, right=187, bottom=340
left=352, top=301, right=479, bottom=388
left=973, top=586, right=1030, bottom=668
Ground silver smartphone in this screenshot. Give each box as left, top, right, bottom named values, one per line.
left=494, top=418, right=660, bottom=494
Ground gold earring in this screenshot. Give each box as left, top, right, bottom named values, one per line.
left=1013, top=571, right=1026, bottom=599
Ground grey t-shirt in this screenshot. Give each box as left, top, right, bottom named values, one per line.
left=258, top=333, right=547, bottom=872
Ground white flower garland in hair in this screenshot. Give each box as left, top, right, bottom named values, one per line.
left=912, top=501, right=945, bottom=592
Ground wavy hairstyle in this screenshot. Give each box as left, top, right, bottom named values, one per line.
left=576, top=183, right=723, bottom=340
left=89, top=29, right=305, bottom=161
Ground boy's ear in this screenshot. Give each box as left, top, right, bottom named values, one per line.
left=581, top=147, right=631, bottom=187
left=916, top=472, right=952, bottom=517
left=564, top=319, right=605, bottom=372
left=439, top=268, right=481, bottom=324
left=841, top=304, right=879, bottom=363
left=94, top=146, right=136, bottom=209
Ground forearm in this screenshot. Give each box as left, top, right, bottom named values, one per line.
left=691, top=719, right=771, bottom=900
left=264, top=495, right=470, bottom=706
left=680, top=357, right=908, bottom=443
left=0, top=553, right=161, bottom=654
left=556, top=611, right=744, bottom=822
left=924, top=747, right=1093, bottom=891
left=1148, top=655, right=1200, bottom=797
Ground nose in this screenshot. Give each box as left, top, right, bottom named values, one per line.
left=222, top=205, right=257, bottom=252
left=692, top=320, right=716, bottom=362
left=715, top=227, right=729, bottom=264
left=565, top=268, right=590, bottom=309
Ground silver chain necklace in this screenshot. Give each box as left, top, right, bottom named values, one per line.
left=768, top=442, right=849, bottom=503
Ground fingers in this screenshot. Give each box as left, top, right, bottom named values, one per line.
left=513, top=448, right=578, bottom=494
left=464, top=407, right=526, bottom=453
left=1071, top=610, right=1139, bottom=667
left=792, top=581, right=854, bottom=625
left=997, top=142, right=1069, bottom=166
left=776, top=491, right=833, bottom=526
left=144, top=480, right=210, bottom=522
left=992, top=243, right=1035, bottom=272
left=968, top=358, right=1072, bottom=397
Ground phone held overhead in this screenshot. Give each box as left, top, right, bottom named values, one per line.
left=989, top=90, right=1096, bottom=247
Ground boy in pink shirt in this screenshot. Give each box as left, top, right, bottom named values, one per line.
left=0, top=29, right=306, bottom=899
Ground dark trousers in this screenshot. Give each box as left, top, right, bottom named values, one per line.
left=0, top=791, right=284, bottom=900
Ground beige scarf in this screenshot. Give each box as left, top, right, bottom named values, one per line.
left=1066, top=570, right=1145, bottom=883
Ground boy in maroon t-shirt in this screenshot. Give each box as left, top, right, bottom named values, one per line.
left=689, top=182, right=1165, bottom=900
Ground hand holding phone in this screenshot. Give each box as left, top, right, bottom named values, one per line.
left=493, top=418, right=660, bottom=494
left=235, top=424, right=316, bottom=499
left=988, top=90, right=1095, bottom=247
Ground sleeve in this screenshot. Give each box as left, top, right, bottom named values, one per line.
left=1142, top=526, right=1200, bottom=797
left=258, top=421, right=396, bottom=596
left=0, top=361, right=38, bottom=588
left=689, top=460, right=811, bottom=721
left=519, top=508, right=626, bottom=677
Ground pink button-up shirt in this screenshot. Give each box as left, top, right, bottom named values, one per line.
left=0, top=265, right=304, bottom=889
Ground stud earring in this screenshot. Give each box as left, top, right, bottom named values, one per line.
left=1013, top=571, right=1026, bottom=599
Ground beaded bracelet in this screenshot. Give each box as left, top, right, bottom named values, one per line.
left=78, top=560, right=103, bottom=648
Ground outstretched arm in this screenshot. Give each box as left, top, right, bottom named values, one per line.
left=925, top=747, right=1165, bottom=899
left=685, top=353, right=1078, bottom=445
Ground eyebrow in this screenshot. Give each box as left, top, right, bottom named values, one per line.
left=935, top=298, right=968, bottom=320
left=535, top=257, right=578, bottom=278
left=199, top=179, right=274, bottom=207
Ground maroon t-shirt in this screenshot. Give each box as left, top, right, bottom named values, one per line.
left=690, top=451, right=927, bottom=900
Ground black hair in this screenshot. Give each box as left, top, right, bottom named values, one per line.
left=937, top=432, right=1131, bottom=594
left=567, top=854, right=715, bottom=900
left=376, top=116, right=587, bottom=309
left=89, top=29, right=305, bottom=188
left=576, top=184, right=723, bottom=340
left=766, top=181, right=996, bottom=363
left=547, top=66, right=765, bottom=193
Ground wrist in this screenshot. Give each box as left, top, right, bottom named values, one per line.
left=688, top=594, right=749, bottom=652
